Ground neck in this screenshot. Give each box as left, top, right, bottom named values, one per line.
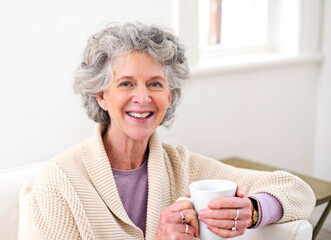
left=102, top=127, right=149, bottom=170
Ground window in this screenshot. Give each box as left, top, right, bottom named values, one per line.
left=174, top=0, right=321, bottom=69
left=199, top=0, right=269, bottom=48
left=199, top=0, right=269, bottom=57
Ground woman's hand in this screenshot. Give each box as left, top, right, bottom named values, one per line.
left=155, top=197, right=199, bottom=240
left=198, top=184, right=253, bottom=239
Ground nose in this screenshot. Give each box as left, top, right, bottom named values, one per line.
left=132, top=85, right=151, bottom=105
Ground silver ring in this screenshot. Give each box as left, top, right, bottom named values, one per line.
left=184, top=223, right=189, bottom=234
left=232, top=220, right=237, bottom=231
left=234, top=209, right=239, bottom=221
left=180, top=211, right=186, bottom=223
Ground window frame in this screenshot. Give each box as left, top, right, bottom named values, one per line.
left=174, top=0, right=323, bottom=70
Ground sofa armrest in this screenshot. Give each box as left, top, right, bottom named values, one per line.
left=233, top=220, right=313, bottom=240
left=0, top=161, right=47, bottom=240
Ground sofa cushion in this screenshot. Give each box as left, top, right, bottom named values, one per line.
left=233, top=220, right=313, bottom=240
left=17, top=182, right=38, bottom=240
left=0, top=162, right=46, bottom=240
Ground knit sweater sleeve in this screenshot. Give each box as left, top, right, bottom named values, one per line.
left=171, top=145, right=316, bottom=223
left=29, top=161, right=94, bottom=240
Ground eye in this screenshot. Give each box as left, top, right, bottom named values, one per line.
left=149, top=81, right=163, bottom=88
left=119, top=81, right=133, bottom=87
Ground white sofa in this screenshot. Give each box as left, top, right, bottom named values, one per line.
left=0, top=161, right=313, bottom=240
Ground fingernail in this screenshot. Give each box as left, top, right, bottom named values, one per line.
left=208, top=203, right=216, bottom=208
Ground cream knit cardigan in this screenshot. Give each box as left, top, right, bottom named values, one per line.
left=30, top=125, right=315, bottom=240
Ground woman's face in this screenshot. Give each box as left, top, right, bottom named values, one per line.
left=97, top=52, right=172, bottom=142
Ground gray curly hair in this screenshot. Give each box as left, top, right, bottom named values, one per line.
left=73, top=22, right=190, bottom=127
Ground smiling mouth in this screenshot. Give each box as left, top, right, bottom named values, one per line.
left=127, top=112, right=154, bottom=119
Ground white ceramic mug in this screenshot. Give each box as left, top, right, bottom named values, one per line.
left=178, top=179, right=237, bottom=240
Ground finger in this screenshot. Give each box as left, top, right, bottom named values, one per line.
left=159, top=208, right=194, bottom=225
left=200, top=218, right=248, bottom=230
left=163, top=224, right=194, bottom=240
left=181, top=209, right=200, bottom=238
left=207, top=226, right=246, bottom=239
left=162, top=199, right=193, bottom=215
left=180, top=234, right=195, bottom=240
left=208, top=197, right=251, bottom=209
left=236, top=184, right=247, bottom=198
left=181, top=223, right=195, bottom=236
left=199, top=207, right=251, bottom=221
left=180, top=232, right=195, bottom=240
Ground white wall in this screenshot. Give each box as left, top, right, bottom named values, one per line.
left=0, top=0, right=330, bottom=184
left=0, top=0, right=173, bottom=169
left=159, top=62, right=319, bottom=175
left=314, top=0, right=331, bottom=182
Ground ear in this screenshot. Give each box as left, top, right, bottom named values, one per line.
left=96, top=92, right=108, bottom=111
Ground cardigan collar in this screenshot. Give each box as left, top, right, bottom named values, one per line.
left=82, top=124, right=169, bottom=238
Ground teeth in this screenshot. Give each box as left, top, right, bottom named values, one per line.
left=127, top=112, right=152, bottom=119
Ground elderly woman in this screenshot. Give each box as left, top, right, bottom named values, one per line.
left=30, top=22, right=315, bottom=240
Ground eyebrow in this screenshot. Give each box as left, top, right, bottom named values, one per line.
left=115, top=75, right=165, bottom=82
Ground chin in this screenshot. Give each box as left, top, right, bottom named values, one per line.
left=128, top=129, right=154, bottom=142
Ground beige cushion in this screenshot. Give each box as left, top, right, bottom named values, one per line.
left=17, top=182, right=38, bottom=240
left=0, top=161, right=46, bottom=240
left=234, top=220, right=313, bottom=240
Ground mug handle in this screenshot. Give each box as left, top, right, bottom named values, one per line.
left=176, top=197, right=193, bottom=205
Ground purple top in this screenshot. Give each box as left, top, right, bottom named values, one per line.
left=250, top=193, right=283, bottom=228
left=112, top=159, right=148, bottom=234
